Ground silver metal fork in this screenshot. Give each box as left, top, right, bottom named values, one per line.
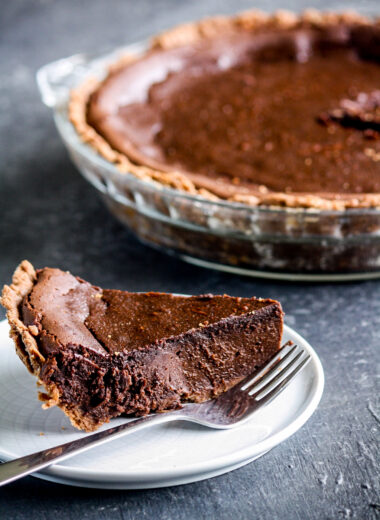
left=0, top=342, right=310, bottom=487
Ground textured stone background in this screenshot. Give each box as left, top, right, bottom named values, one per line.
left=1, top=1, right=379, bottom=519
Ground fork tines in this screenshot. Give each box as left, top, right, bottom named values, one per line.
left=241, top=343, right=311, bottom=406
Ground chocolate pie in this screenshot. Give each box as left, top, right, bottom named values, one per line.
left=70, top=10, right=380, bottom=210
left=1, top=261, right=283, bottom=431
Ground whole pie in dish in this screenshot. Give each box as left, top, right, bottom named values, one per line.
left=1, top=261, right=283, bottom=431
left=70, top=10, right=380, bottom=210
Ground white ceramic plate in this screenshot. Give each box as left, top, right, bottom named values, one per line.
left=0, top=320, right=324, bottom=489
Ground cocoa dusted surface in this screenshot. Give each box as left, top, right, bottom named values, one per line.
left=22, top=267, right=276, bottom=355
left=1, top=1, right=379, bottom=519
left=86, top=289, right=272, bottom=352
left=88, top=25, right=380, bottom=199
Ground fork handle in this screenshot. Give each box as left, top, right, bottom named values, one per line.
left=0, top=412, right=181, bottom=487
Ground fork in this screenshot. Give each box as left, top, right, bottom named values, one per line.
left=0, top=342, right=310, bottom=487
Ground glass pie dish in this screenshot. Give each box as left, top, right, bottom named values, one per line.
left=37, top=43, right=380, bottom=281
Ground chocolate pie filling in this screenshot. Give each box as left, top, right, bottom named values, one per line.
left=87, top=25, right=380, bottom=200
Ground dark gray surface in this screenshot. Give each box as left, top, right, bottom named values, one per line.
left=1, top=1, right=379, bottom=519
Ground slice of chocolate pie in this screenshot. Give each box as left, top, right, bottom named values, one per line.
left=1, top=261, right=283, bottom=431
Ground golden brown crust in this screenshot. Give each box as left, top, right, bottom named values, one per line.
left=69, top=9, right=380, bottom=210
left=1, top=261, right=44, bottom=373
left=0, top=261, right=99, bottom=432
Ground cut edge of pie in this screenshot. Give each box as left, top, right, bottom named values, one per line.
left=1, top=261, right=284, bottom=432
left=69, top=9, right=380, bottom=211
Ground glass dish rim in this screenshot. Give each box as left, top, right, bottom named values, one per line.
left=42, top=41, right=380, bottom=219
